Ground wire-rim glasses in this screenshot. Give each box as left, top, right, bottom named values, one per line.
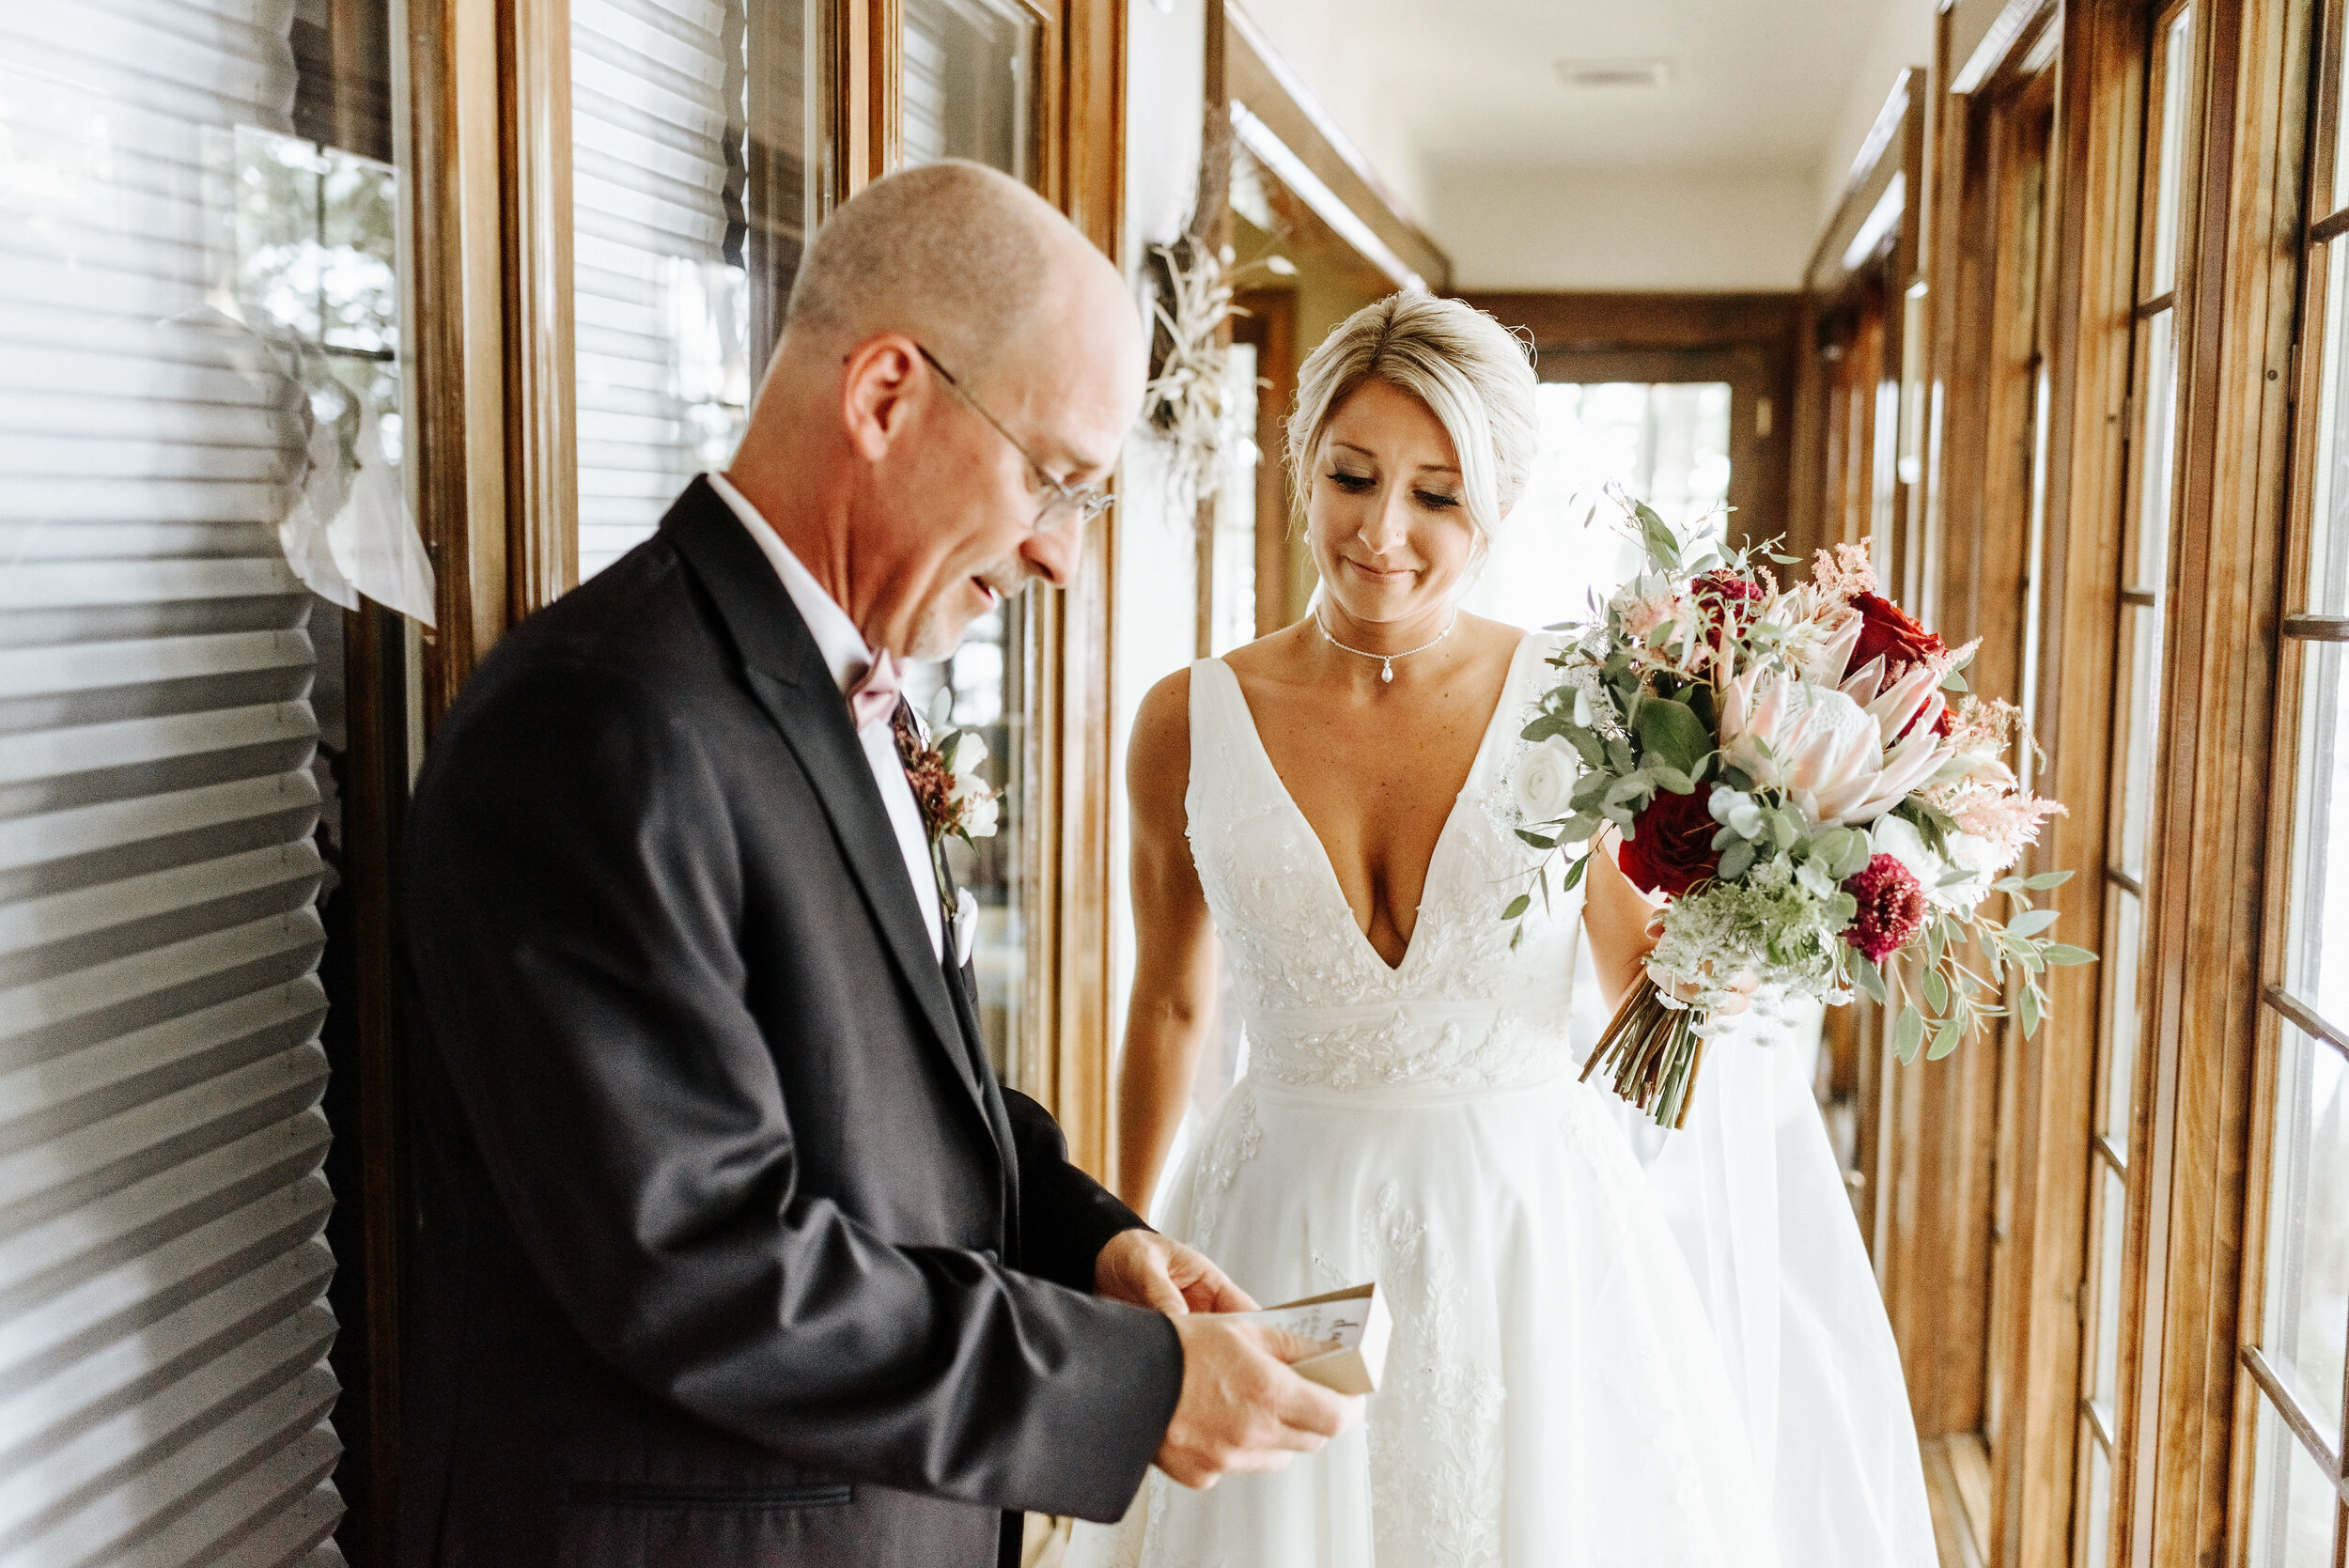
left=914, top=344, right=1115, bottom=532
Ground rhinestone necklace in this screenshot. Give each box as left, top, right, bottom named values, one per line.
left=1314, top=609, right=1460, bottom=683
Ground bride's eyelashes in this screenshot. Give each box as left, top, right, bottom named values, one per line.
left=1326, top=469, right=1464, bottom=513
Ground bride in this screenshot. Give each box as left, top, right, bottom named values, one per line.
left=1075, top=295, right=1935, bottom=1567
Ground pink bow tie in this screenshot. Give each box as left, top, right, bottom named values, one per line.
left=847, top=651, right=904, bottom=733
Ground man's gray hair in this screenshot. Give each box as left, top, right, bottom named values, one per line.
left=783, top=159, right=1056, bottom=386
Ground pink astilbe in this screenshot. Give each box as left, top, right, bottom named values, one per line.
left=1617, top=588, right=1689, bottom=643
left=1812, top=541, right=1880, bottom=599
left=1923, top=695, right=2069, bottom=861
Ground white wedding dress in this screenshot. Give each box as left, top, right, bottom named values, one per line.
left=1072, top=633, right=1779, bottom=1568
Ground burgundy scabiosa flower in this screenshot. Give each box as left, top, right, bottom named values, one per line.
left=1843, top=851, right=1928, bottom=962
left=1692, top=567, right=1766, bottom=638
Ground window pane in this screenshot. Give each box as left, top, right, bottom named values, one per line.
left=2150, top=7, right=2195, bottom=295
left=2118, top=602, right=2164, bottom=879
left=2247, top=1394, right=2342, bottom=1568
left=2262, top=1019, right=2349, bottom=1424
left=2079, top=1421, right=2115, bottom=1568
left=574, top=0, right=826, bottom=579
left=2134, top=308, right=2181, bottom=588
left=2092, top=1162, right=2130, bottom=1408
left=2305, top=243, right=2349, bottom=616
left=1461, top=381, right=1733, bottom=631
left=897, top=0, right=1042, bottom=1082
left=902, top=0, right=1038, bottom=179
left=2104, top=886, right=2145, bottom=1144
left=2287, top=642, right=2349, bottom=1028
left=1207, top=343, right=1260, bottom=656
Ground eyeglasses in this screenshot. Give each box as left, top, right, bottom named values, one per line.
left=914, top=344, right=1116, bottom=531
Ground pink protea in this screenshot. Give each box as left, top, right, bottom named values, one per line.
left=1843, top=852, right=1928, bottom=962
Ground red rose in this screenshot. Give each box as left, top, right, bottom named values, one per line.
left=1844, top=592, right=1947, bottom=691
left=1618, top=783, right=1721, bottom=899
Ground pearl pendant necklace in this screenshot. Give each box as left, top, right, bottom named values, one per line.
left=1315, top=609, right=1459, bottom=683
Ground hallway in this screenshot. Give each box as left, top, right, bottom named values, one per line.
left=1, top=0, right=2344, bottom=1565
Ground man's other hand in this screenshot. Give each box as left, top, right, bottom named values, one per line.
left=1096, top=1229, right=1257, bottom=1314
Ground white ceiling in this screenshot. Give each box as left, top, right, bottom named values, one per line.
left=1238, top=0, right=1919, bottom=199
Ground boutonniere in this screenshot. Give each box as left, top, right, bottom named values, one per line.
left=894, top=695, right=1004, bottom=965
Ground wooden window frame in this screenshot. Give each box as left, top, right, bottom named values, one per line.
left=2232, top=0, right=2349, bottom=1559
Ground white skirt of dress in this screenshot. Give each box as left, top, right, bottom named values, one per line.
left=1069, top=1070, right=1780, bottom=1568
left=1607, top=1002, right=1938, bottom=1568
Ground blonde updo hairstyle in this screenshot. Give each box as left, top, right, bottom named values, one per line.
left=1284, top=292, right=1539, bottom=554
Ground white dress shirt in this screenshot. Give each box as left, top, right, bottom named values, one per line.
left=708, top=474, right=944, bottom=961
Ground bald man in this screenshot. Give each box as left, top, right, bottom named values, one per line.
left=392, top=162, right=1353, bottom=1568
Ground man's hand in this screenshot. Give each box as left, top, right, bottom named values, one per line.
left=1153, top=1315, right=1361, bottom=1488
left=1096, top=1229, right=1257, bottom=1314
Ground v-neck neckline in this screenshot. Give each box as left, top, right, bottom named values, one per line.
left=1214, top=631, right=1535, bottom=976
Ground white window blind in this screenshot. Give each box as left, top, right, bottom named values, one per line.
left=0, top=0, right=346, bottom=1562
left=571, top=0, right=749, bottom=580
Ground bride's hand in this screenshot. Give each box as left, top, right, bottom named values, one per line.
left=1096, top=1229, right=1260, bottom=1314
left=1645, top=914, right=1760, bottom=1017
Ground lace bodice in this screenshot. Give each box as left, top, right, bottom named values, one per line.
left=1185, top=633, right=1584, bottom=1099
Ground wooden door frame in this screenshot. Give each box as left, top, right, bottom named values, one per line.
left=1451, top=291, right=1801, bottom=559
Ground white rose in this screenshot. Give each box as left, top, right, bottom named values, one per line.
left=1870, top=815, right=1946, bottom=893
left=950, top=731, right=988, bottom=778
left=1511, top=737, right=1582, bottom=825
left=960, top=785, right=1001, bottom=839
left=1934, top=831, right=1997, bottom=911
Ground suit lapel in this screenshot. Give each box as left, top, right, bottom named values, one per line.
left=662, top=478, right=986, bottom=1112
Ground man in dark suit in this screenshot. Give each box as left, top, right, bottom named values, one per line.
left=392, top=162, right=1354, bottom=1567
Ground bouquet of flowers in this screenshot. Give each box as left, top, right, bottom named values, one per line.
left=1505, top=501, right=2092, bottom=1128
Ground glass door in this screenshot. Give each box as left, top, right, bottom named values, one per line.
left=571, top=0, right=832, bottom=578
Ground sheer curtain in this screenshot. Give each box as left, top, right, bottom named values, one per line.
left=0, top=0, right=357, bottom=1560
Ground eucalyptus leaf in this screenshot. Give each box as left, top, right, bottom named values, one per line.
left=1928, top=1019, right=1963, bottom=1061
left=1940, top=867, right=1979, bottom=887
left=2018, top=985, right=2042, bottom=1040
left=1562, top=854, right=1590, bottom=891
left=1636, top=699, right=1711, bottom=776
left=1503, top=893, right=1531, bottom=921
left=1856, top=958, right=1889, bottom=1006
left=1651, top=763, right=1697, bottom=795
left=1719, top=838, right=1758, bottom=882
left=1892, top=1008, right=1926, bottom=1064
left=1516, top=829, right=1559, bottom=849
left=2024, top=870, right=2075, bottom=890
left=2043, top=943, right=2099, bottom=966
left=2008, top=908, right=2060, bottom=938
left=1923, top=969, right=1949, bottom=1013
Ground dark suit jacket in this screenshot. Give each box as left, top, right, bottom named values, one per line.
left=392, top=477, right=1183, bottom=1568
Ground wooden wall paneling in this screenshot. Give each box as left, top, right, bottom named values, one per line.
left=499, top=0, right=579, bottom=621
left=1036, top=0, right=1124, bottom=1174
left=1230, top=287, right=1298, bottom=640
left=868, top=0, right=902, bottom=180
left=408, top=0, right=513, bottom=721
left=1993, top=8, right=2145, bottom=1561
left=2129, top=0, right=2307, bottom=1559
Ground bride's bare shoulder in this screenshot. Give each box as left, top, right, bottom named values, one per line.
left=1217, top=620, right=1315, bottom=685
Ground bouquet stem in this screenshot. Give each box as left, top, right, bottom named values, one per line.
left=1579, top=978, right=1711, bottom=1130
